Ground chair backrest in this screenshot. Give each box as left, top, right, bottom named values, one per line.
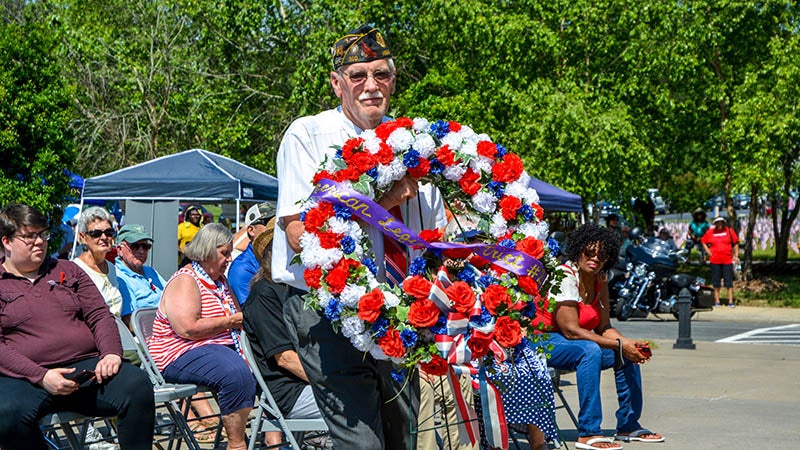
left=239, top=331, right=284, bottom=420
left=130, top=307, right=167, bottom=386
left=115, top=316, right=140, bottom=353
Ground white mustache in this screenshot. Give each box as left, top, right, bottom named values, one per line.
left=358, top=91, right=384, bottom=101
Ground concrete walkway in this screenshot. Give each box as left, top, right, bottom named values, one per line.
left=552, top=306, right=800, bottom=450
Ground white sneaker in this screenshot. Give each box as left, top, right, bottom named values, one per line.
left=86, top=424, right=119, bottom=450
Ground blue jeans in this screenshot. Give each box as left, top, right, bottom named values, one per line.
left=532, top=333, right=643, bottom=437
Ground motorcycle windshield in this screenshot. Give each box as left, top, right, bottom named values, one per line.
left=627, top=239, right=676, bottom=267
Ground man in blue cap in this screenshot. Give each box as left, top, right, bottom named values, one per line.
left=115, top=224, right=167, bottom=326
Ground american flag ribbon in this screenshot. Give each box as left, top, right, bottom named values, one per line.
left=479, top=364, right=509, bottom=448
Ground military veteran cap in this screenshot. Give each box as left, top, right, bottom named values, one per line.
left=245, top=202, right=276, bottom=227
left=332, top=25, right=392, bottom=70
left=117, top=224, right=153, bottom=244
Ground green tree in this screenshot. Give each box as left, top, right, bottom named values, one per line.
left=0, top=11, right=74, bottom=223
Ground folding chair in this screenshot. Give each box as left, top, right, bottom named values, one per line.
left=130, top=307, right=222, bottom=449
left=114, top=316, right=201, bottom=450
left=548, top=367, right=579, bottom=429
left=39, top=411, right=91, bottom=449
left=240, top=330, right=328, bottom=450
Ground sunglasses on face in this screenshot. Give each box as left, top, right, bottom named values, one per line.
left=340, top=69, right=394, bottom=84
left=86, top=228, right=116, bottom=239
left=127, top=242, right=152, bottom=251
left=582, top=248, right=608, bottom=262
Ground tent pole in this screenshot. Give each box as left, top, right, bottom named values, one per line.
left=70, top=198, right=84, bottom=258
left=235, top=199, right=240, bottom=231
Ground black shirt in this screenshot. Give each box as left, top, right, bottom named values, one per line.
left=242, top=279, right=305, bottom=416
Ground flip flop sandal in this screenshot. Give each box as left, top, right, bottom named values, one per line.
left=616, top=428, right=665, bottom=443
left=575, top=437, right=624, bottom=450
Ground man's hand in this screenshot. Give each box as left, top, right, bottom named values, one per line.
left=378, top=175, right=419, bottom=211
left=94, top=354, right=122, bottom=384
left=40, top=368, right=80, bottom=395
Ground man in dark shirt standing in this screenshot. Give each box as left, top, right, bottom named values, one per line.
left=0, top=203, right=154, bottom=450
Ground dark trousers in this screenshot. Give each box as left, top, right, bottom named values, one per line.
left=0, top=357, right=155, bottom=450
left=284, top=293, right=419, bottom=450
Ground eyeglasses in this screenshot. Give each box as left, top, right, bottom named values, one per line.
left=582, top=247, right=608, bottom=262
left=127, top=242, right=152, bottom=251
left=340, top=69, right=394, bottom=84
left=14, top=230, right=51, bottom=245
left=85, top=228, right=116, bottom=239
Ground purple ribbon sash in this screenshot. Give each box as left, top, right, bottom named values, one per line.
left=309, top=178, right=546, bottom=285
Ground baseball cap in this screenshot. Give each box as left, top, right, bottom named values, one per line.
left=712, top=216, right=726, bottom=224
left=245, top=202, right=276, bottom=227
left=117, top=224, right=153, bottom=244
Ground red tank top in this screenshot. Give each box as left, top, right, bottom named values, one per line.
left=534, top=262, right=603, bottom=332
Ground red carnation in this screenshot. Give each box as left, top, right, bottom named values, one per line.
left=491, top=153, right=524, bottom=183
left=403, top=276, right=433, bottom=300
left=443, top=247, right=473, bottom=259
left=435, top=145, right=457, bottom=166
left=395, top=117, right=414, bottom=128
left=467, top=330, right=494, bottom=359
left=418, top=229, right=443, bottom=243
left=477, top=141, right=498, bottom=160
left=420, top=354, right=449, bottom=376
left=459, top=169, right=482, bottom=196
left=532, top=203, right=544, bottom=221
left=517, top=275, right=541, bottom=297
left=494, top=316, right=523, bottom=348
left=312, top=170, right=336, bottom=184
left=516, top=237, right=545, bottom=259
left=408, top=157, right=431, bottom=179
left=448, top=121, right=462, bottom=132
left=304, top=203, right=335, bottom=232
left=469, top=254, right=490, bottom=269
left=482, top=284, right=513, bottom=315
left=334, top=167, right=361, bottom=182
left=341, top=137, right=365, bottom=160
left=498, top=195, right=522, bottom=221
left=358, top=288, right=385, bottom=322
left=325, top=265, right=349, bottom=294
left=408, top=299, right=440, bottom=328
left=445, top=281, right=477, bottom=314
left=378, top=328, right=406, bottom=358
left=304, top=267, right=323, bottom=289
left=318, top=231, right=344, bottom=249
left=375, top=121, right=400, bottom=141
left=376, top=143, right=395, bottom=164
left=349, top=151, right=377, bottom=173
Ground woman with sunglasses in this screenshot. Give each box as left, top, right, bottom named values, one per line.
left=0, top=204, right=154, bottom=450
left=73, top=207, right=123, bottom=317
left=532, top=224, right=663, bottom=450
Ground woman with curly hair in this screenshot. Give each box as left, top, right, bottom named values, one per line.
left=532, top=224, right=664, bottom=450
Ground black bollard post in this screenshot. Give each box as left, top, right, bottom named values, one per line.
left=673, top=288, right=696, bottom=349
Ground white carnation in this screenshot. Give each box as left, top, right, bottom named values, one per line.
left=387, top=128, right=414, bottom=152
left=351, top=332, right=375, bottom=353
left=471, top=156, right=493, bottom=174
left=439, top=131, right=463, bottom=150
left=300, top=233, right=343, bottom=270
left=531, top=221, right=550, bottom=240
left=489, top=214, right=509, bottom=238
left=412, top=133, right=436, bottom=158
left=471, top=191, right=497, bottom=214
left=340, top=284, right=367, bottom=308
left=460, top=141, right=478, bottom=158
left=317, top=289, right=333, bottom=309
left=443, top=165, right=467, bottom=182
left=340, top=315, right=365, bottom=338
left=413, top=118, right=430, bottom=132
left=369, top=345, right=389, bottom=360
left=383, top=291, right=401, bottom=308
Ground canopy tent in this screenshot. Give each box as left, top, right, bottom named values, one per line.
left=77, top=149, right=278, bottom=277
left=528, top=177, right=583, bottom=213
left=81, top=149, right=277, bottom=202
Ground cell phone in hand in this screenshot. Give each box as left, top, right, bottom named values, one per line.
left=66, top=369, right=96, bottom=386
left=637, top=344, right=652, bottom=358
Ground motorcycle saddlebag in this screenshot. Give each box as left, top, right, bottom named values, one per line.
left=697, top=286, right=716, bottom=308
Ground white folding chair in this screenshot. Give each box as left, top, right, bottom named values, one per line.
left=240, top=331, right=328, bottom=450
left=130, top=307, right=221, bottom=449
left=114, top=316, right=201, bottom=450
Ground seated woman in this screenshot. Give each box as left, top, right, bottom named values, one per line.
left=0, top=204, right=154, bottom=450
left=73, top=206, right=123, bottom=316
left=533, top=224, right=664, bottom=450
left=148, top=223, right=256, bottom=450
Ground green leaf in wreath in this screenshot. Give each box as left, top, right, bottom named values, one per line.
left=352, top=174, right=373, bottom=195
left=394, top=304, right=410, bottom=322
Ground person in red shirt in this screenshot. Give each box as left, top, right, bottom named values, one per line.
left=701, top=216, right=740, bottom=307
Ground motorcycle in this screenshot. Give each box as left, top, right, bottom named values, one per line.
left=609, top=233, right=715, bottom=321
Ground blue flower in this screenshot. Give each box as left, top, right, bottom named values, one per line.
left=470, top=306, right=493, bottom=326
left=363, top=258, right=379, bottom=275
left=429, top=315, right=448, bottom=335
left=430, top=120, right=450, bottom=139
left=487, top=181, right=505, bottom=198
left=499, top=239, right=516, bottom=248
left=299, top=211, right=307, bottom=222
left=409, top=257, right=428, bottom=277
left=400, top=329, right=418, bottom=348
left=403, top=150, right=421, bottom=168
left=518, top=204, right=535, bottom=221
left=496, top=144, right=508, bottom=158
left=371, top=317, right=389, bottom=338
left=429, top=158, right=444, bottom=175
left=324, top=299, right=343, bottom=322
left=520, top=302, right=536, bottom=319
left=457, top=268, right=476, bottom=285
left=341, top=236, right=356, bottom=254
left=547, top=237, right=561, bottom=256
left=334, top=204, right=353, bottom=220
left=335, top=147, right=343, bottom=159
left=391, top=367, right=407, bottom=383
left=366, top=167, right=378, bottom=180
left=477, top=274, right=496, bottom=288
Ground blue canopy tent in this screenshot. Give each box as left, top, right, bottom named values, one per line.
left=528, top=177, right=583, bottom=213
left=77, top=149, right=278, bottom=277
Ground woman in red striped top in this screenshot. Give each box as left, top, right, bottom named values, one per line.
left=149, top=223, right=255, bottom=450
